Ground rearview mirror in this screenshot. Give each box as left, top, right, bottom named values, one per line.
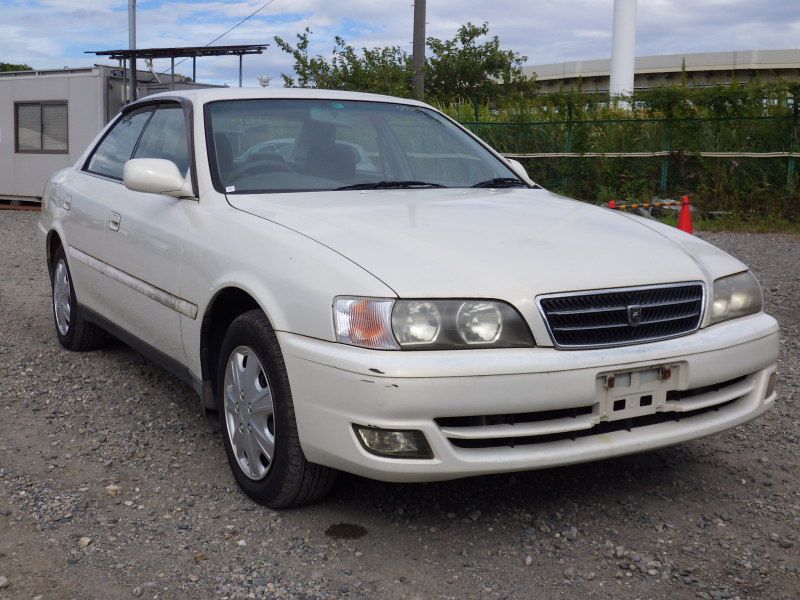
left=123, top=159, right=194, bottom=198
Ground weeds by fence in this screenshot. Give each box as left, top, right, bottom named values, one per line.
left=441, top=82, right=800, bottom=219
left=456, top=117, right=799, bottom=218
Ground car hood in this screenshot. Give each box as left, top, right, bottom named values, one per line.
left=227, top=188, right=745, bottom=300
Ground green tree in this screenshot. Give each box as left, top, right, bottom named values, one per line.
left=274, top=28, right=413, bottom=97
left=0, top=62, right=33, bottom=72
left=274, top=23, right=537, bottom=102
left=424, top=22, right=536, bottom=102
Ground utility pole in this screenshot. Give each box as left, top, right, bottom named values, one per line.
left=609, top=0, right=636, bottom=107
left=128, top=0, right=137, bottom=104
left=411, top=0, right=426, bottom=99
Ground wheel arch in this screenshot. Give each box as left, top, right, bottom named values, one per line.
left=199, top=286, right=264, bottom=407
left=46, top=230, right=64, bottom=278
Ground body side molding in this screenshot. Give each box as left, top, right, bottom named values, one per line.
left=68, top=246, right=198, bottom=319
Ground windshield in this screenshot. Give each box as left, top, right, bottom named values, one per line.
left=205, top=99, right=526, bottom=194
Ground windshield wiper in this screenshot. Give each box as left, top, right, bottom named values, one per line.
left=335, top=180, right=448, bottom=191
left=471, top=177, right=527, bottom=188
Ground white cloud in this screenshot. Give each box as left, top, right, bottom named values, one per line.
left=0, top=0, right=797, bottom=84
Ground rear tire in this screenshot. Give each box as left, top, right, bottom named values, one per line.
left=217, top=309, right=337, bottom=508
left=51, top=246, right=108, bottom=351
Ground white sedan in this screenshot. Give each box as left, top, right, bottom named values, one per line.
left=38, top=88, right=779, bottom=508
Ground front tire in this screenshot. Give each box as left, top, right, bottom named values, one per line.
left=217, top=310, right=337, bottom=508
left=51, top=246, right=108, bottom=351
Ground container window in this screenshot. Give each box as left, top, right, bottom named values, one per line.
left=15, top=102, right=68, bottom=153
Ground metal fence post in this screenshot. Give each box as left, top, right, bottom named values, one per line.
left=660, top=121, right=671, bottom=194
left=471, top=97, right=479, bottom=139
left=562, top=102, right=573, bottom=192
left=788, top=98, right=798, bottom=192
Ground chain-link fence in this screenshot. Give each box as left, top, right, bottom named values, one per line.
left=460, top=117, right=800, bottom=218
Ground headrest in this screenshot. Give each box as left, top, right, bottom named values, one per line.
left=305, top=144, right=357, bottom=181
left=214, top=133, right=233, bottom=174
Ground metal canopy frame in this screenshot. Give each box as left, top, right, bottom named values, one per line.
left=87, top=44, right=269, bottom=101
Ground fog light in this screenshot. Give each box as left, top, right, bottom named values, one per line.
left=353, top=425, right=434, bottom=459
left=766, top=372, right=777, bottom=399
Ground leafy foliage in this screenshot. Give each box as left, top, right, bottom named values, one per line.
left=0, top=62, right=33, bottom=72
left=423, top=23, right=537, bottom=102
left=437, top=81, right=800, bottom=219
left=274, top=23, right=537, bottom=103
left=274, top=29, right=412, bottom=97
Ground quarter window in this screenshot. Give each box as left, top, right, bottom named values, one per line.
left=15, top=102, right=68, bottom=153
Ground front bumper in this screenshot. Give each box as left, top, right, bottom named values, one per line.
left=279, top=312, right=779, bottom=482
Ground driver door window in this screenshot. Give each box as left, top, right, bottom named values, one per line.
left=133, top=104, right=190, bottom=176
left=85, top=106, right=154, bottom=179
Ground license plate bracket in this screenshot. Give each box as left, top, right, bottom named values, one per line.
left=595, top=364, right=681, bottom=421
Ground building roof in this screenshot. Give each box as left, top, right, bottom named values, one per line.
left=522, top=49, right=800, bottom=81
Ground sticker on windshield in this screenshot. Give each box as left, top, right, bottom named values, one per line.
left=225, top=186, right=235, bottom=193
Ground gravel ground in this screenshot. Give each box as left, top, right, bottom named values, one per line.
left=1, top=210, right=800, bottom=600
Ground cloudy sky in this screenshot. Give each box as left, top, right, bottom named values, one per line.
left=0, top=0, right=798, bottom=87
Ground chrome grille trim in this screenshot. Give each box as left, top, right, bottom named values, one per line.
left=536, top=282, right=706, bottom=349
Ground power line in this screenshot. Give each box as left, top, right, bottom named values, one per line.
left=174, top=0, right=276, bottom=68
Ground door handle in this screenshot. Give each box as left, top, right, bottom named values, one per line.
left=109, top=213, right=121, bottom=232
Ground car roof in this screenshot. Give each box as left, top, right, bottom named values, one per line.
left=128, top=87, right=435, bottom=111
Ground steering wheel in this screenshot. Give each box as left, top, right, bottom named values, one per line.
left=227, top=159, right=295, bottom=184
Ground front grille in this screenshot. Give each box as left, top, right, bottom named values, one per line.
left=537, top=283, right=704, bottom=348
left=448, top=398, right=738, bottom=449
left=435, top=406, right=594, bottom=429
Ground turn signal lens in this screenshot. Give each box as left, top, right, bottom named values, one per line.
left=334, top=297, right=398, bottom=349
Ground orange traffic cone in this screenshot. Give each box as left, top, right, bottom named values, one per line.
left=677, top=195, right=693, bottom=234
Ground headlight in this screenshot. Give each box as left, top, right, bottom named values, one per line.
left=710, top=271, right=763, bottom=325
left=391, top=301, right=441, bottom=345
left=334, top=297, right=535, bottom=349
left=457, top=302, right=503, bottom=343
left=392, top=299, right=534, bottom=349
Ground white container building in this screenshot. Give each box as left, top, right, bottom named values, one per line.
left=0, top=65, right=216, bottom=204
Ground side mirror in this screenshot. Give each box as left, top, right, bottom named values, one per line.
left=506, top=158, right=533, bottom=184
left=123, top=158, right=194, bottom=198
